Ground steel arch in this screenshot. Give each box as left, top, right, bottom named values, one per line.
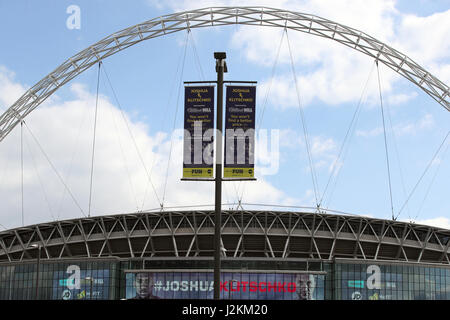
left=0, top=6, right=449, bottom=142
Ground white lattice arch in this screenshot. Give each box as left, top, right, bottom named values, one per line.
left=0, top=6, right=449, bottom=142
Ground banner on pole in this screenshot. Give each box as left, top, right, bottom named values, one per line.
left=183, top=86, right=215, bottom=178
left=224, top=85, right=256, bottom=178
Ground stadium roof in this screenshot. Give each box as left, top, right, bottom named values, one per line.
left=1, top=210, right=450, bottom=265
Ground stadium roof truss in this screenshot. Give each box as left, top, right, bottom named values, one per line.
left=0, top=7, right=449, bottom=143
left=1, top=210, right=450, bottom=265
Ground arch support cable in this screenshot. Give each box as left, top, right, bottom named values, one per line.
left=88, top=62, right=102, bottom=217
left=319, top=61, right=377, bottom=209
left=161, top=30, right=190, bottom=209
left=20, top=120, right=24, bottom=226
left=23, top=122, right=86, bottom=217
left=237, top=27, right=286, bottom=208
left=100, top=64, right=162, bottom=209
left=376, top=61, right=395, bottom=220
left=286, top=28, right=320, bottom=208
left=396, top=130, right=450, bottom=220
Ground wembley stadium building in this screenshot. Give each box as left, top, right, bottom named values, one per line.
left=1, top=7, right=450, bottom=302
left=1, top=209, right=450, bottom=300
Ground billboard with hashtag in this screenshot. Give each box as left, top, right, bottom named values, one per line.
left=125, top=271, right=324, bottom=300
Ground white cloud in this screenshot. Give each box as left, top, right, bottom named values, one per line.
left=387, top=92, right=418, bottom=105
left=412, top=217, right=450, bottom=230
left=393, top=113, right=434, bottom=136
left=278, top=128, right=303, bottom=149
left=233, top=16, right=407, bottom=108
left=257, top=76, right=298, bottom=109
left=311, top=136, right=336, bottom=157
left=310, top=136, right=341, bottom=175
left=356, top=113, right=434, bottom=138
left=394, top=10, right=450, bottom=83
left=147, top=0, right=448, bottom=109
left=146, top=0, right=397, bottom=43
left=146, top=0, right=294, bottom=13
left=0, top=66, right=28, bottom=112
left=233, top=26, right=387, bottom=107
left=356, top=126, right=384, bottom=138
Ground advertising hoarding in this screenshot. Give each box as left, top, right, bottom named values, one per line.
left=341, top=264, right=403, bottom=300
left=52, top=265, right=110, bottom=300
left=224, top=86, right=256, bottom=178
left=125, top=271, right=324, bottom=300
left=183, top=86, right=215, bottom=178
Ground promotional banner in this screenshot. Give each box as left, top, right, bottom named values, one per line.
left=224, top=86, right=256, bottom=178
left=52, top=265, right=110, bottom=300
left=183, top=86, right=215, bottom=178
left=341, top=264, right=403, bottom=300
left=125, top=271, right=324, bottom=300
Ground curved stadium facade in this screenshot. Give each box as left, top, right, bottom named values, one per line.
left=1, top=210, right=450, bottom=300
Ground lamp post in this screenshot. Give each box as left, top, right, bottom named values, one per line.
left=30, top=244, right=41, bottom=300
left=213, top=52, right=227, bottom=300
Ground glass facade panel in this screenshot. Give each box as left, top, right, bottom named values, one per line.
left=0, top=261, right=116, bottom=300
left=335, top=262, right=450, bottom=300
left=1, top=259, right=450, bottom=300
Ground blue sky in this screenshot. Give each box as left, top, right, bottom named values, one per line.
left=0, top=0, right=449, bottom=230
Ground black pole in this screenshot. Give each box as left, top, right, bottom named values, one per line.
left=90, top=278, right=93, bottom=300
left=35, top=246, right=40, bottom=300
left=214, top=52, right=227, bottom=300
